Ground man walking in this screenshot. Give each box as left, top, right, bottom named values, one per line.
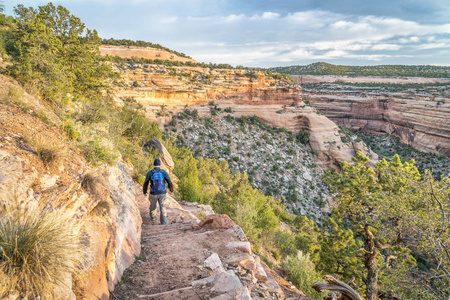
left=143, top=159, right=174, bottom=225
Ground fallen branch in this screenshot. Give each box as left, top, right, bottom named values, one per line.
left=312, top=275, right=363, bottom=300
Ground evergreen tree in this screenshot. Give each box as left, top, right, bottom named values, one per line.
left=7, top=3, right=113, bottom=103
left=324, top=152, right=450, bottom=299
left=178, top=155, right=202, bottom=203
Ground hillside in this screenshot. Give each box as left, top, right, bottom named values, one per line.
left=271, top=62, right=450, bottom=78
left=1, top=4, right=450, bottom=300
left=100, top=45, right=197, bottom=64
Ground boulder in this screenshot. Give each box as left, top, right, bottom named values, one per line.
left=198, top=214, right=236, bottom=229
left=210, top=287, right=251, bottom=300
left=226, top=225, right=248, bottom=241
left=144, top=137, right=175, bottom=172
left=204, top=253, right=226, bottom=275
left=254, top=257, right=268, bottom=282
left=211, top=271, right=243, bottom=294
left=226, top=241, right=251, bottom=254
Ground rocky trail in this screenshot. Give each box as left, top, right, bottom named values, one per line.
left=110, top=187, right=307, bottom=300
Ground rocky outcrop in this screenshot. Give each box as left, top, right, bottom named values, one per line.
left=113, top=64, right=376, bottom=169
left=302, top=78, right=450, bottom=156
left=0, top=85, right=141, bottom=299
left=144, top=137, right=175, bottom=173
left=113, top=64, right=302, bottom=107
left=100, top=45, right=196, bottom=63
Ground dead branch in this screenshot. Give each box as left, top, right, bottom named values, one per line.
left=312, top=275, right=363, bottom=300
left=379, top=255, right=397, bottom=272
left=427, top=172, right=446, bottom=233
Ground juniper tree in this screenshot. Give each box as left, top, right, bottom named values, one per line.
left=7, top=3, right=113, bottom=103
left=323, top=152, right=450, bottom=299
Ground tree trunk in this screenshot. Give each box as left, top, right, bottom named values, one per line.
left=363, top=225, right=379, bottom=300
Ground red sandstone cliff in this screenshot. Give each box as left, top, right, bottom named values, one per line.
left=100, top=45, right=196, bottom=63
left=300, top=78, right=450, bottom=156
left=112, top=64, right=377, bottom=168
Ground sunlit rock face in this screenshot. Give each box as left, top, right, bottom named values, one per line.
left=304, top=88, right=450, bottom=156
left=113, top=64, right=377, bottom=169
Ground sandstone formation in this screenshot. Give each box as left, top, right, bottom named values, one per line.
left=144, top=137, right=175, bottom=173
left=302, top=79, right=450, bottom=156
left=113, top=64, right=302, bottom=107
left=0, top=82, right=141, bottom=299
left=113, top=63, right=376, bottom=169
left=100, top=45, right=196, bottom=63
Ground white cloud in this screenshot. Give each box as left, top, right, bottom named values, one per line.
left=416, top=43, right=449, bottom=50
left=251, top=12, right=280, bottom=20
left=372, top=44, right=401, bottom=51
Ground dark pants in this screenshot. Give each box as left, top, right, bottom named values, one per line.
left=149, top=193, right=167, bottom=224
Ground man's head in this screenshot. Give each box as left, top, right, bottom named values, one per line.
left=153, top=158, right=161, bottom=166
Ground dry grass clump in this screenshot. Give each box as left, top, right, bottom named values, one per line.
left=0, top=205, right=81, bottom=297
left=82, top=170, right=107, bottom=199
left=33, top=136, right=66, bottom=166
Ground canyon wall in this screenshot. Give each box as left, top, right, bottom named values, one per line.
left=100, top=45, right=196, bottom=63
left=113, top=64, right=377, bottom=168
left=300, top=80, right=450, bottom=156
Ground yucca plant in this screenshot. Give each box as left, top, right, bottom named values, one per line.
left=0, top=205, right=81, bottom=297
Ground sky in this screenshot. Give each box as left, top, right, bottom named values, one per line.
left=4, top=0, right=450, bottom=67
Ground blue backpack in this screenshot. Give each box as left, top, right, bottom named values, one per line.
left=151, top=170, right=166, bottom=193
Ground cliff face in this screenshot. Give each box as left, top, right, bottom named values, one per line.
left=114, top=64, right=302, bottom=107
left=113, top=64, right=376, bottom=169
left=100, top=45, right=196, bottom=63
left=303, top=85, right=450, bottom=156
left=0, top=77, right=141, bottom=299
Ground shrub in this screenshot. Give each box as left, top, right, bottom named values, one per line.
left=281, top=251, right=323, bottom=298
left=297, top=129, right=309, bottom=145
left=2, top=86, right=22, bottom=104
left=0, top=205, right=80, bottom=297
left=33, top=110, right=50, bottom=124
left=82, top=138, right=118, bottom=165
left=82, top=170, right=107, bottom=199
left=62, top=120, right=79, bottom=141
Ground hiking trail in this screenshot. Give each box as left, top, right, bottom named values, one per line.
left=110, top=185, right=308, bottom=299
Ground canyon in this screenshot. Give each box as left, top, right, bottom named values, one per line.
left=112, top=63, right=377, bottom=169
left=295, top=76, right=450, bottom=156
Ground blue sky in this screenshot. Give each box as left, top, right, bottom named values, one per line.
left=4, top=0, right=450, bottom=67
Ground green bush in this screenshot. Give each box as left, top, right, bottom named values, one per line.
left=281, top=251, right=323, bottom=299
left=62, top=120, right=79, bottom=141
left=178, top=156, right=202, bottom=202
left=82, top=138, right=118, bottom=165
left=297, top=129, right=309, bottom=145
left=0, top=206, right=80, bottom=297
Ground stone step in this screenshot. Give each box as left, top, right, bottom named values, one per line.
left=144, top=230, right=217, bottom=244
left=136, top=286, right=201, bottom=299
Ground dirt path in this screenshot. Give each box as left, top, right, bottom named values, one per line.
left=110, top=188, right=307, bottom=299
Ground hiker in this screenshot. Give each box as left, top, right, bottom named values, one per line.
left=143, top=158, right=174, bottom=225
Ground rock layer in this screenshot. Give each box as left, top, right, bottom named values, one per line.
left=0, top=81, right=141, bottom=299
left=114, top=64, right=376, bottom=168
left=305, top=89, right=450, bottom=156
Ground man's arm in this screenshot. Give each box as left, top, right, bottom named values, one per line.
left=143, top=171, right=152, bottom=195
left=163, top=171, right=174, bottom=193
